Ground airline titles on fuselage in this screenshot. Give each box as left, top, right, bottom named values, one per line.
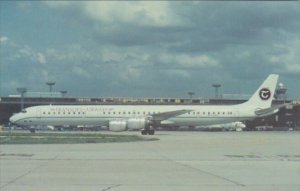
left=49, top=107, right=114, bottom=113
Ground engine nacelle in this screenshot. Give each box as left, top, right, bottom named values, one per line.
left=108, top=118, right=149, bottom=132
left=108, top=120, right=127, bottom=132
left=127, top=118, right=148, bottom=130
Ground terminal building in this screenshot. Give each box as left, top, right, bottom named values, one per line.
left=0, top=84, right=299, bottom=131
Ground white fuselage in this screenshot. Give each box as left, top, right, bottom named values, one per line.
left=10, top=104, right=256, bottom=127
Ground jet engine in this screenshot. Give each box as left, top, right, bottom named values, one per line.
left=108, top=118, right=149, bottom=132
left=108, top=120, right=127, bottom=132
left=127, top=118, right=148, bottom=130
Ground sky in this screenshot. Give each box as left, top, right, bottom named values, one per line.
left=0, top=1, right=299, bottom=99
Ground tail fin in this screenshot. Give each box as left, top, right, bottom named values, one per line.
left=242, top=74, right=279, bottom=108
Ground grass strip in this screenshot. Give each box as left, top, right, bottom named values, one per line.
left=0, top=132, right=157, bottom=144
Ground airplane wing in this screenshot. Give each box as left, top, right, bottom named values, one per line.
left=93, top=109, right=192, bottom=126
left=150, top=109, right=192, bottom=122
left=255, top=103, right=296, bottom=117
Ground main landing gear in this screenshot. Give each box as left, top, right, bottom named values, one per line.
left=29, top=127, right=36, bottom=133
left=141, top=129, right=155, bottom=135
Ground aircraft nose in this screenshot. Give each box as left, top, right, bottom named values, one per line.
left=9, top=114, right=18, bottom=124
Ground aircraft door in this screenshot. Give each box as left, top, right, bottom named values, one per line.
left=234, top=109, right=240, bottom=120
left=36, top=107, right=41, bottom=119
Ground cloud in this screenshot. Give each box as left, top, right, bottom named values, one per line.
left=159, top=53, right=219, bottom=69
left=164, top=70, right=190, bottom=79
left=0, top=36, right=8, bottom=44
left=1, top=1, right=299, bottom=98
left=17, top=2, right=32, bottom=11
left=37, top=53, right=47, bottom=64
left=45, top=1, right=180, bottom=27
left=12, top=45, right=47, bottom=65
left=177, top=55, right=219, bottom=68
left=72, top=66, right=90, bottom=79
left=46, top=45, right=92, bottom=62
left=268, top=41, right=300, bottom=74
left=43, top=1, right=73, bottom=8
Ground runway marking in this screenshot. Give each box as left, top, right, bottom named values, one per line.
left=141, top=144, right=246, bottom=187
left=0, top=161, right=49, bottom=189
left=172, top=160, right=246, bottom=187
left=0, top=145, right=69, bottom=190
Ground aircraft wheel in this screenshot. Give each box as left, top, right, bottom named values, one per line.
left=141, top=129, right=155, bottom=135
left=29, top=128, right=36, bottom=133
left=141, top=129, right=147, bottom=135
left=148, top=130, right=155, bottom=135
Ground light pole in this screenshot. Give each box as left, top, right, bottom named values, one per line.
left=188, top=92, right=195, bottom=99
left=212, top=84, right=221, bottom=99
left=60, top=90, right=67, bottom=98
left=46, top=82, right=55, bottom=92
left=17, top=88, right=27, bottom=111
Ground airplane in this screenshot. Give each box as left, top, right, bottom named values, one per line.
left=197, top=121, right=246, bottom=131
left=9, top=74, right=288, bottom=135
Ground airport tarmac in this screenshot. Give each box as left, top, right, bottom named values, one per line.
left=0, top=131, right=299, bottom=191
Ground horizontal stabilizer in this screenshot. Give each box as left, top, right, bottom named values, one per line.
left=255, top=103, right=293, bottom=117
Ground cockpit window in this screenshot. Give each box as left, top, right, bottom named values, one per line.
left=21, top=109, right=27, bottom=113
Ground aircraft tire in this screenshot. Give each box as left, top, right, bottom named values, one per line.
left=29, top=128, right=36, bottom=133
left=141, top=129, right=147, bottom=135
left=148, top=130, right=155, bottom=135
